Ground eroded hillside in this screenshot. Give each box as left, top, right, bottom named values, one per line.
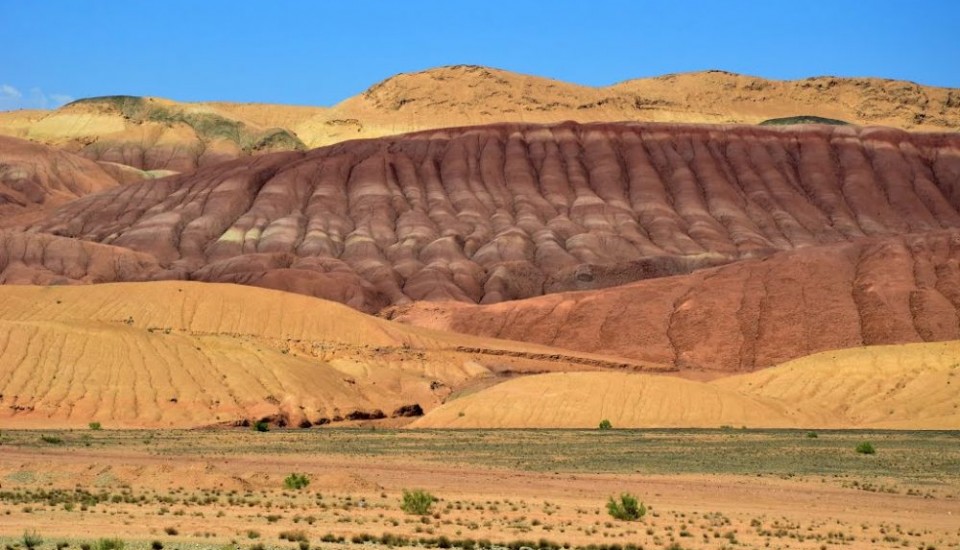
left=18, top=122, right=960, bottom=314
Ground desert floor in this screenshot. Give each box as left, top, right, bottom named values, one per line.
left=0, top=429, right=958, bottom=550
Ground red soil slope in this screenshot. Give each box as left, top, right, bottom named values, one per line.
left=22, top=122, right=960, bottom=316
left=387, top=231, right=960, bottom=373
left=0, top=136, right=121, bottom=226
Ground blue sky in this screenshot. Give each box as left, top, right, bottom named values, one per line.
left=2, top=0, right=958, bottom=110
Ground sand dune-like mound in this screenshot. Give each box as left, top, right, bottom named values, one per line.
left=2, top=67, right=957, bottom=171
left=412, top=371, right=797, bottom=428
left=0, top=136, right=122, bottom=225
left=414, top=341, right=960, bottom=429
left=713, top=341, right=960, bottom=428
left=0, top=281, right=654, bottom=428
left=23, top=122, right=960, bottom=317
left=390, top=231, right=960, bottom=373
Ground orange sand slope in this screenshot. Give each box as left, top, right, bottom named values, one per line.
left=1, top=66, right=957, bottom=171
left=413, top=341, right=960, bottom=429
left=0, top=281, right=655, bottom=429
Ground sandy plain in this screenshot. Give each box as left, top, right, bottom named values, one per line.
left=0, top=429, right=958, bottom=550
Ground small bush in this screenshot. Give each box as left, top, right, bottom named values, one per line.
left=598, top=419, right=613, bottom=430
left=253, top=421, right=269, bottom=432
left=95, top=539, right=124, bottom=550
left=40, top=434, right=63, bottom=444
left=278, top=530, right=307, bottom=543
left=806, top=431, right=818, bottom=438
left=856, top=442, right=876, bottom=455
left=22, top=531, right=43, bottom=549
left=150, top=542, right=163, bottom=550
left=606, top=493, right=646, bottom=521
left=246, top=530, right=260, bottom=539
left=401, top=489, right=436, bottom=515
left=89, top=422, right=102, bottom=430
left=283, top=473, right=310, bottom=490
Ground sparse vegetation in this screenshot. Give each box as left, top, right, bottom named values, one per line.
left=278, top=530, right=308, bottom=543
left=253, top=421, right=269, bottom=432
left=40, top=434, right=63, bottom=444
left=283, top=473, right=310, bottom=490
left=401, top=489, right=436, bottom=515
left=606, top=493, right=646, bottom=521
left=806, top=431, right=818, bottom=438
left=89, top=422, right=102, bottom=431
left=0, top=429, right=955, bottom=550
left=598, top=419, right=613, bottom=430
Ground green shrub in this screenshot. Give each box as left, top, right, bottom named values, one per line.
left=598, top=419, right=613, bottom=430
left=22, top=530, right=43, bottom=549
left=253, top=421, right=269, bottom=432
left=150, top=542, right=163, bottom=550
left=401, top=489, right=436, bottom=515
left=95, top=539, right=124, bottom=550
left=806, top=431, right=818, bottom=438
left=856, top=442, right=876, bottom=455
left=89, top=422, right=102, bottom=430
left=606, top=493, right=646, bottom=521
left=283, top=473, right=310, bottom=490
left=40, top=434, right=63, bottom=444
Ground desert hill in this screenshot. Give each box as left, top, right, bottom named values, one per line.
left=0, top=96, right=312, bottom=173
left=387, top=230, right=960, bottom=373
left=2, top=280, right=954, bottom=429
left=314, top=66, right=960, bottom=145
left=0, top=281, right=654, bottom=428
left=1, top=66, right=957, bottom=172
left=413, top=341, right=960, bottom=429
left=19, top=121, right=960, bottom=315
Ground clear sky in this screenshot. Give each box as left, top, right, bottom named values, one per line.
left=2, top=0, right=958, bottom=111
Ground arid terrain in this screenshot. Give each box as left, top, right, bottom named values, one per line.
left=1, top=63, right=959, bottom=548
left=1, top=66, right=958, bottom=172
left=1, top=429, right=958, bottom=550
